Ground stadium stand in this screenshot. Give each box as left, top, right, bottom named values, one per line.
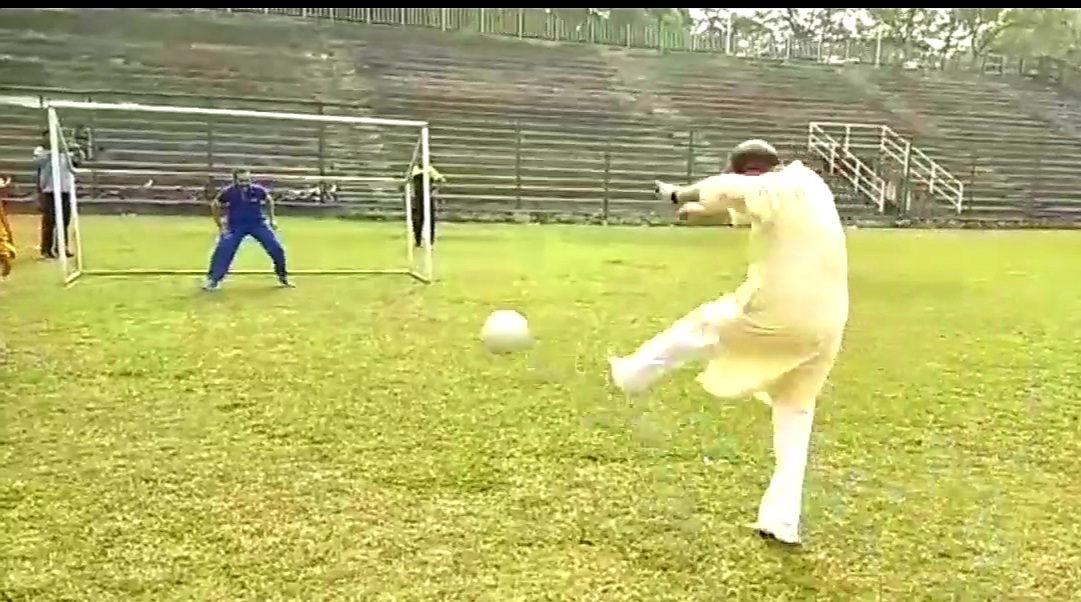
left=0, top=9, right=879, bottom=222
left=2, top=8, right=1080, bottom=223
left=861, top=68, right=1081, bottom=218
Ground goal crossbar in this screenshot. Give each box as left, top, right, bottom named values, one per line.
left=42, top=98, right=435, bottom=287
left=82, top=167, right=401, bottom=183
left=46, top=99, right=428, bottom=128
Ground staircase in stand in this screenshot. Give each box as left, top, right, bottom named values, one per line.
left=807, top=122, right=889, bottom=212
left=809, top=121, right=965, bottom=214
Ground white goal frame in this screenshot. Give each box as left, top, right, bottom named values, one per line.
left=41, top=99, right=435, bottom=286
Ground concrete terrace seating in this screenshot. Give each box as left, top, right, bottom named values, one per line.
left=607, top=51, right=895, bottom=215
left=0, top=9, right=682, bottom=219
left=862, top=68, right=1081, bottom=216
left=0, top=8, right=919, bottom=221
left=341, top=24, right=690, bottom=217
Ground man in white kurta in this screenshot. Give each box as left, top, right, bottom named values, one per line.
left=609, top=140, right=849, bottom=545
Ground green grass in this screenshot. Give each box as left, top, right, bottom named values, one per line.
left=3, top=216, right=1081, bottom=601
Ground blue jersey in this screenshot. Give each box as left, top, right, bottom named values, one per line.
left=219, top=183, right=269, bottom=226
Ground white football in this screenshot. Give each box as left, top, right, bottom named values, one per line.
left=480, top=309, right=534, bottom=354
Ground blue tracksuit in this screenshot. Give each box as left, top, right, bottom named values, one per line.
left=206, top=183, right=288, bottom=283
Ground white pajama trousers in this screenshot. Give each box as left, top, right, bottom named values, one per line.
left=611, top=297, right=837, bottom=544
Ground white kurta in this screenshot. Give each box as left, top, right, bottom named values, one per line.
left=697, top=161, right=848, bottom=407
left=622, top=162, right=849, bottom=409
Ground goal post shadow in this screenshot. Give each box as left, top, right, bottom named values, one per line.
left=32, top=97, right=437, bottom=288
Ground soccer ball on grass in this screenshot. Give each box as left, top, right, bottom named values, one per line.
left=480, top=309, right=534, bottom=354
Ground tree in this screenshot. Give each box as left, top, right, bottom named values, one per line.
left=952, top=9, right=1014, bottom=60
left=864, top=8, right=938, bottom=58
left=777, top=8, right=852, bottom=43
left=932, top=9, right=966, bottom=60
left=547, top=8, right=694, bottom=36
left=691, top=9, right=775, bottom=54
left=694, top=8, right=730, bottom=36
left=992, top=9, right=1081, bottom=60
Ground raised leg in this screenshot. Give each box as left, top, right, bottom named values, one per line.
left=249, top=222, right=290, bottom=285
left=205, top=227, right=246, bottom=287
left=609, top=298, right=737, bottom=394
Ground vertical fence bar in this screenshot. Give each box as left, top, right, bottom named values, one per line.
left=85, top=94, right=99, bottom=199
left=316, top=103, right=327, bottom=202
left=602, top=139, right=611, bottom=224
left=205, top=109, right=215, bottom=173
left=513, top=121, right=522, bottom=211
left=686, top=129, right=696, bottom=182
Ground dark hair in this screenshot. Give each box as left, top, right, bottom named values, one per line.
left=726, top=140, right=781, bottom=175
left=730, top=151, right=781, bottom=175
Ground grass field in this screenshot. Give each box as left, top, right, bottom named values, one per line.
left=3, top=216, right=1081, bottom=601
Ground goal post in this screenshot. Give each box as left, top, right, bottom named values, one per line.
left=40, top=98, right=436, bottom=286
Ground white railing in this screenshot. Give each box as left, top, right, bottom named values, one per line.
left=808, top=121, right=965, bottom=214
left=807, top=122, right=888, bottom=212
left=879, top=125, right=964, bottom=214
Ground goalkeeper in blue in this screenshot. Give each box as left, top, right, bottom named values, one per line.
left=203, top=168, right=292, bottom=291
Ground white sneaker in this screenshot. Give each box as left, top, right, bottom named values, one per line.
left=608, top=356, right=658, bottom=395
left=748, top=520, right=801, bottom=546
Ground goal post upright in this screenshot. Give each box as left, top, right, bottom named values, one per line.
left=420, top=123, right=434, bottom=284
left=39, top=98, right=435, bottom=285
left=47, top=106, right=85, bottom=286
left=400, top=126, right=435, bottom=284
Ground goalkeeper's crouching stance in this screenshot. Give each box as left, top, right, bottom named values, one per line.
left=609, top=140, right=849, bottom=546
left=203, top=169, right=292, bottom=291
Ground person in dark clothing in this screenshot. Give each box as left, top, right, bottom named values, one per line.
left=33, top=132, right=79, bottom=259
left=408, top=164, right=445, bottom=247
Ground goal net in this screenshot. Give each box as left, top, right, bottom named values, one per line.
left=39, top=98, right=435, bottom=286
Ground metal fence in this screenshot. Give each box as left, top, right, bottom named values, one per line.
left=2, top=85, right=1078, bottom=221
left=220, top=7, right=1066, bottom=79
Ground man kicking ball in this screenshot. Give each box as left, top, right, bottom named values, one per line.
left=609, top=139, right=849, bottom=546
left=204, top=168, right=292, bottom=291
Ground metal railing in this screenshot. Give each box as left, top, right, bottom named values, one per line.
left=220, top=8, right=1024, bottom=76
left=879, top=125, right=964, bottom=213
left=807, top=122, right=887, bottom=212
left=810, top=122, right=964, bottom=213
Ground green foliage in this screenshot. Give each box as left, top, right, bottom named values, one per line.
left=993, top=9, right=1081, bottom=60
left=550, top=8, right=691, bottom=30
left=695, top=8, right=1081, bottom=63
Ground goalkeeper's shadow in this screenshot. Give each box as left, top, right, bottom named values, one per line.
left=181, top=283, right=288, bottom=302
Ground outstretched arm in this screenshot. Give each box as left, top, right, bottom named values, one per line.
left=656, top=173, right=766, bottom=219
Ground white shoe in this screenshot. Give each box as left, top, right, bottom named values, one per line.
left=608, top=356, right=657, bottom=395
left=748, top=520, right=801, bottom=546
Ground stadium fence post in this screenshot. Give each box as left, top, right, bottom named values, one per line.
left=602, top=139, right=611, bottom=223
left=513, top=120, right=522, bottom=211
left=686, top=129, right=695, bottom=182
